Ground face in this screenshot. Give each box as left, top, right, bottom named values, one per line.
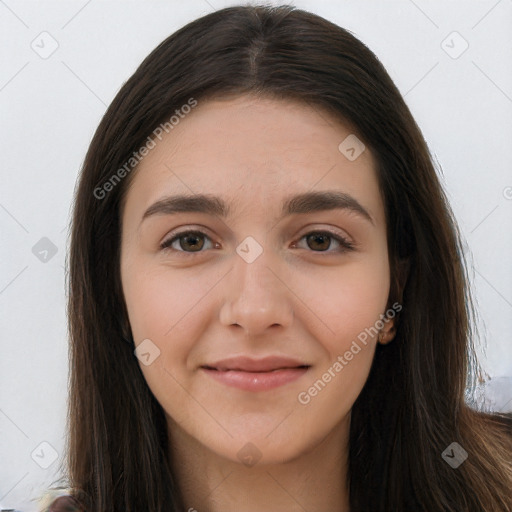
left=120, top=94, right=395, bottom=465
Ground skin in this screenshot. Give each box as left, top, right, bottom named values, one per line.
left=120, top=94, right=396, bottom=512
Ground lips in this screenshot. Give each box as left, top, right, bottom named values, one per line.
left=200, top=356, right=310, bottom=391
left=201, top=355, right=309, bottom=372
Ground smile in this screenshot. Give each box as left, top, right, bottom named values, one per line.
left=200, top=366, right=310, bottom=391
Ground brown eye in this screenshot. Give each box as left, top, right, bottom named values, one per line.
left=160, top=230, right=212, bottom=253
left=295, top=230, right=355, bottom=253
left=178, top=232, right=205, bottom=252
left=306, top=233, right=331, bottom=251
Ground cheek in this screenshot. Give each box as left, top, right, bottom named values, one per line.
left=124, top=266, right=193, bottom=336
left=294, top=261, right=389, bottom=424
left=296, top=255, right=390, bottom=351
left=121, top=263, right=213, bottom=419
left=122, top=261, right=225, bottom=367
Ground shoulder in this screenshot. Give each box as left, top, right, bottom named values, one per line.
left=48, top=495, right=83, bottom=512
left=468, top=409, right=512, bottom=450
left=37, top=490, right=84, bottom=512
left=481, top=411, right=512, bottom=431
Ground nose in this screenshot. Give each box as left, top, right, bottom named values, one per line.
left=219, top=245, right=294, bottom=338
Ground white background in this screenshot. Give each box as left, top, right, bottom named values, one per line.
left=1, top=0, right=511, bottom=510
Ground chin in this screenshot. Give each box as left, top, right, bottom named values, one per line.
left=201, top=424, right=322, bottom=468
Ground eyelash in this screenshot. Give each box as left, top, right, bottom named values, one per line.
left=159, top=228, right=355, bottom=255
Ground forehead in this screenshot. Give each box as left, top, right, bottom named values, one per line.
left=122, top=95, right=383, bottom=225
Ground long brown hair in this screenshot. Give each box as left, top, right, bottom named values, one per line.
left=59, top=4, right=512, bottom=511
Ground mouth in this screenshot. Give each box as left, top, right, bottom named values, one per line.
left=202, top=355, right=310, bottom=372
left=202, top=365, right=310, bottom=372
left=200, top=356, right=311, bottom=391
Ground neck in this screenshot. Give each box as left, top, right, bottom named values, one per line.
left=167, top=414, right=351, bottom=512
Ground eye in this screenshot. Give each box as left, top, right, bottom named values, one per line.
left=292, top=230, right=355, bottom=253
left=160, top=228, right=355, bottom=255
left=160, top=230, right=216, bottom=253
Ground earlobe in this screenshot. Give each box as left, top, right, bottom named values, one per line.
left=378, top=319, right=396, bottom=345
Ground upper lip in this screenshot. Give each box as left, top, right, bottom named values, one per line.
left=201, top=356, right=310, bottom=372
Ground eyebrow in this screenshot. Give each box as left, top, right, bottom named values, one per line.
left=141, top=190, right=374, bottom=226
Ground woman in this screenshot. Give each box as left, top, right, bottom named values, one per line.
left=43, top=4, right=512, bottom=511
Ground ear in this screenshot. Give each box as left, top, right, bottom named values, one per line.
left=380, top=256, right=409, bottom=345
left=378, top=316, right=397, bottom=345
left=120, top=316, right=134, bottom=345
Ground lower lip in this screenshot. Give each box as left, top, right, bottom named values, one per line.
left=201, top=367, right=309, bottom=391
